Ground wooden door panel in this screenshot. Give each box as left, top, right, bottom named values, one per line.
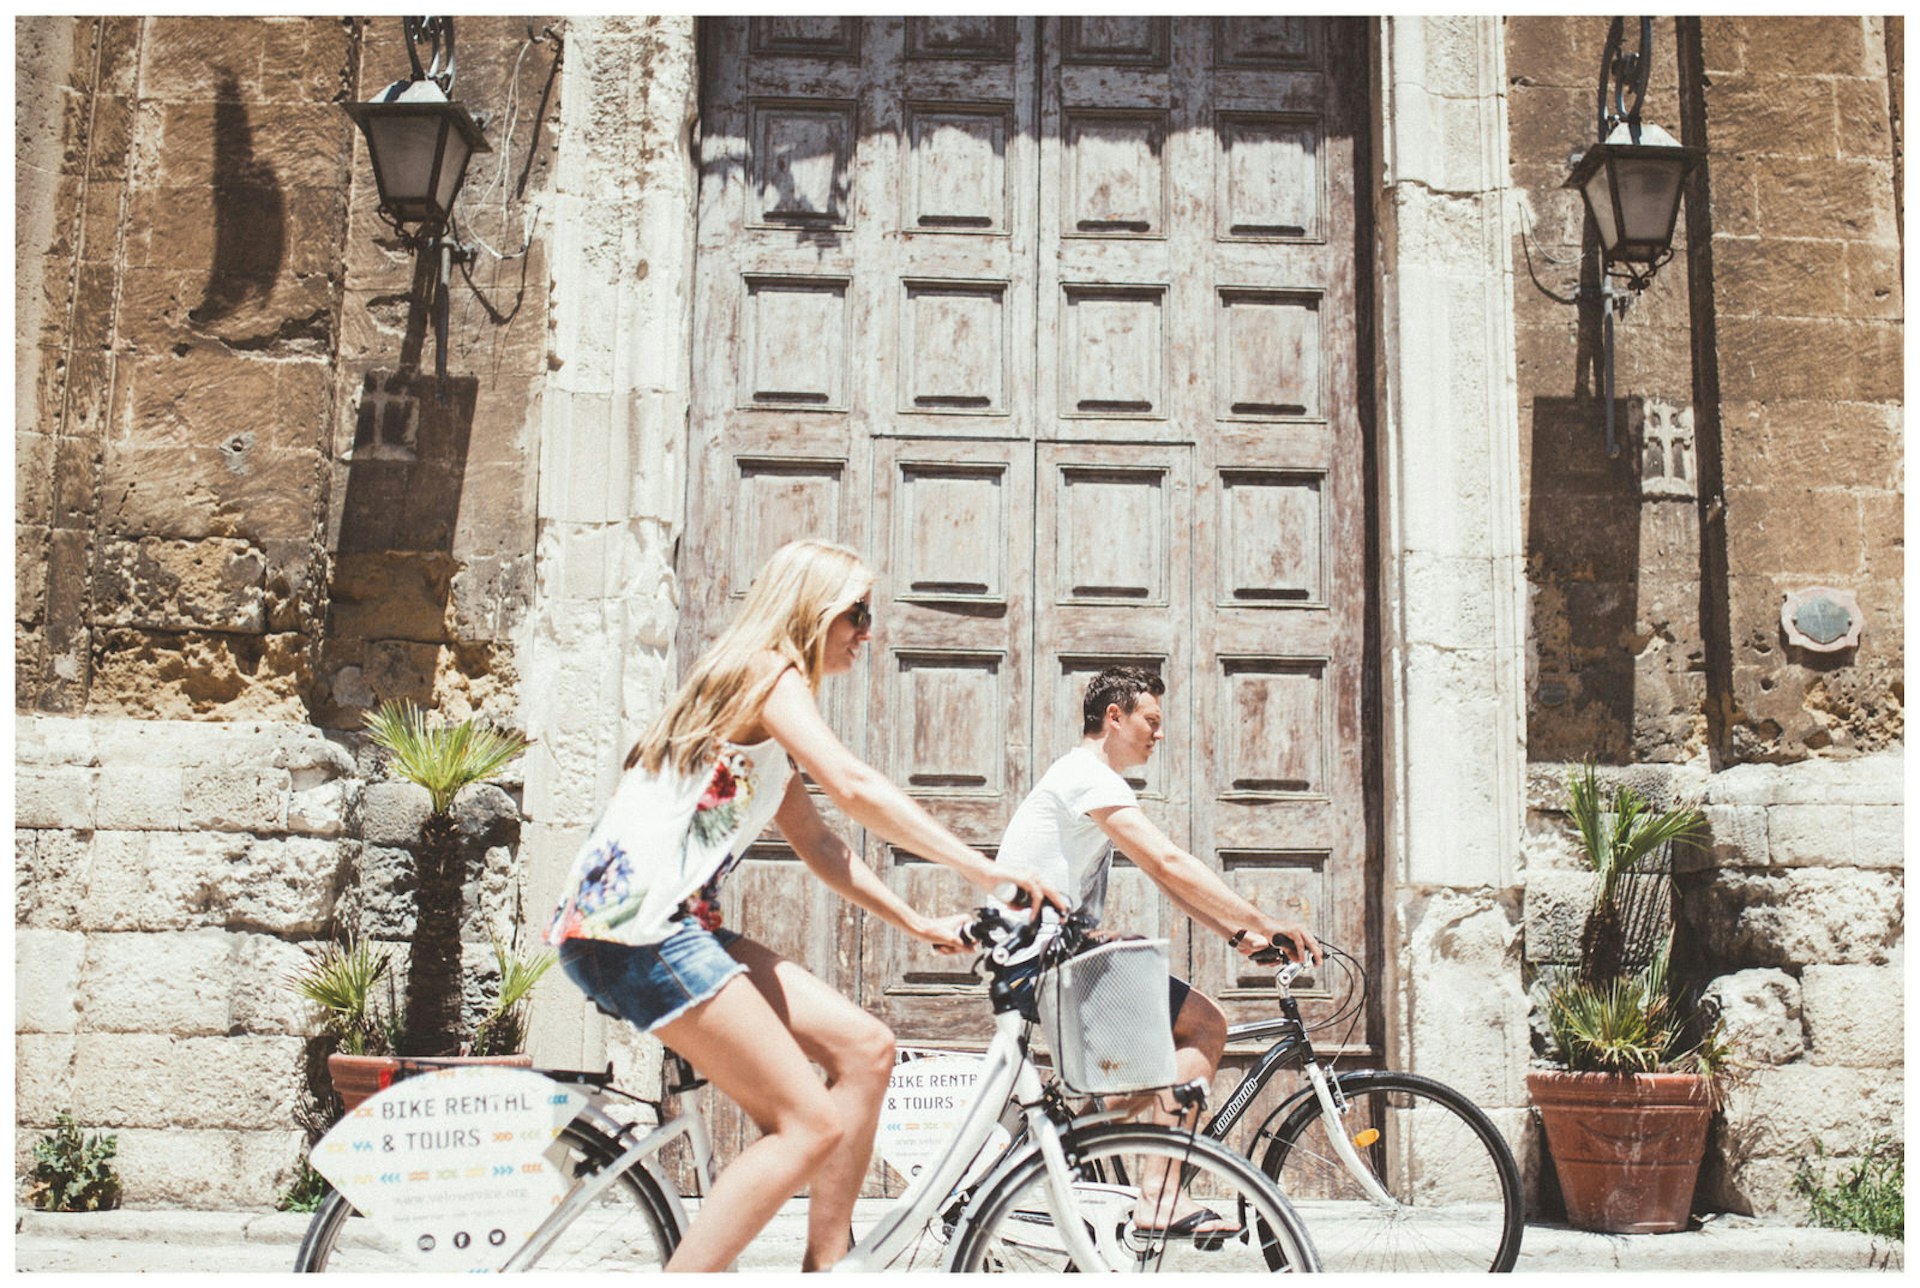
left=863, top=437, right=1032, bottom=1039
left=686, top=19, right=1374, bottom=1180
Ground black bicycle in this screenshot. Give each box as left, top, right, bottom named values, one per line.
left=1196, top=940, right=1524, bottom=1273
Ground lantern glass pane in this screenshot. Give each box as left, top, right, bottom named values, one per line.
left=363, top=113, right=444, bottom=208
left=1614, top=155, right=1685, bottom=253
left=433, top=133, right=476, bottom=219
left=1582, top=165, right=1620, bottom=254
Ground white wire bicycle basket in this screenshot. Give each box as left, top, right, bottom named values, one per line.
left=1035, top=936, right=1178, bottom=1095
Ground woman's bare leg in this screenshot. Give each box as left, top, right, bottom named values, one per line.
left=726, top=936, right=896, bottom=1271
left=651, top=975, right=846, bottom=1272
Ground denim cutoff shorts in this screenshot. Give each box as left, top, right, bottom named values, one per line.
left=558, top=919, right=747, bottom=1034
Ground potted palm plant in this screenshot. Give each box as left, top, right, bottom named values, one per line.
left=289, top=930, right=554, bottom=1112
left=362, top=700, right=530, bottom=1055
left=1526, top=762, right=1733, bottom=1234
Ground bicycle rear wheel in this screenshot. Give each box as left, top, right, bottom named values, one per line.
left=293, top=1121, right=683, bottom=1272
left=951, top=1123, right=1319, bottom=1273
left=1255, top=1070, right=1522, bottom=1273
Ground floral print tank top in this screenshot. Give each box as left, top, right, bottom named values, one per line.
left=546, top=738, right=791, bottom=947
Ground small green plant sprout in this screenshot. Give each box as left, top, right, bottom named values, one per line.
left=1794, top=1135, right=1905, bottom=1242
left=27, top=1113, right=122, bottom=1212
left=276, top=1156, right=333, bottom=1214
left=287, top=937, right=396, bottom=1057
left=469, top=929, right=556, bottom=1057
left=363, top=700, right=531, bottom=817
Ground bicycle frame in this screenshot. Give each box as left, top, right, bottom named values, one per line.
left=503, top=1095, right=714, bottom=1271
left=1200, top=984, right=1398, bottom=1210
left=837, top=1006, right=1119, bottom=1273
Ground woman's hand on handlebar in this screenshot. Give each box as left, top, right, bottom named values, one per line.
left=912, top=911, right=975, bottom=956
left=975, top=870, right=1069, bottom=922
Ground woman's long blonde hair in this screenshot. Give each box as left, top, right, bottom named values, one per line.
left=629, top=539, right=872, bottom=774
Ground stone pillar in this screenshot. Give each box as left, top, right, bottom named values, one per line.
left=1372, top=14, right=1531, bottom=1127
left=519, top=17, right=701, bottom=1077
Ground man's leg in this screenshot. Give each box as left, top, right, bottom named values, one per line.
left=1131, top=985, right=1231, bottom=1230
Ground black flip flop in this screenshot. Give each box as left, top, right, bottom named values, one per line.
left=1134, top=1207, right=1241, bottom=1251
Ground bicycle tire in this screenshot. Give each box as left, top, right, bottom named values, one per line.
left=950, top=1123, right=1320, bottom=1274
left=1254, top=1069, right=1522, bottom=1273
left=293, top=1120, right=684, bottom=1272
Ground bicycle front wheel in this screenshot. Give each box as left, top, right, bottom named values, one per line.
left=293, top=1121, right=683, bottom=1272
left=951, top=1123, right=1319, bottom=1273
left=1256, top=1070, right=1522, bottom=1273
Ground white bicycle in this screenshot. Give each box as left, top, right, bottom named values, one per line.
left=295, top=905, right=1319, bottom=1273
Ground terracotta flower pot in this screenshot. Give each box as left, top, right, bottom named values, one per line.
left=328, top=1053, right=535, bottom=1113
left=1527, top=1068, right=1712, bottom=1234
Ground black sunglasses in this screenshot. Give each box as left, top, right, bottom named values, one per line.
left=843, top=598, right=872, bottom=631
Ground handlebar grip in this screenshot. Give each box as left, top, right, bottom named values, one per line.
left=990, top=881, right=1032, bottom=910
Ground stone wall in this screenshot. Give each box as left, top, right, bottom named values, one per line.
left=14, top=15, right=556, bottom=728
left=15, top=713, right=529, bottom=1207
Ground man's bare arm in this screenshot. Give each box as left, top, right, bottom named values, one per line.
left=1093, top=804, right=1321, bottom=963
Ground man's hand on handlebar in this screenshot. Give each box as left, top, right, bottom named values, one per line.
left=1231, top=920, right=1323, bottom=968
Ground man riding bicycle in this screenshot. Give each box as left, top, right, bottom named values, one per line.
left=992, top=665, right=1322, bottom=1234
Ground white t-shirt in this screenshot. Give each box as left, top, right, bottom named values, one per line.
left=994, top=746, right=1139, bottom=926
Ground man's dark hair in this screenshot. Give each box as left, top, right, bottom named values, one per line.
left=1081, top=666, right=1165, bottom=735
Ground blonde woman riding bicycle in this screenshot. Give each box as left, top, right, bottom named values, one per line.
left=546, top=539, right=1064, bottom=1272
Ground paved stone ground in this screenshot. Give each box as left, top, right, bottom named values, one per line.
left=12, top=1204, right=1904, bottom=1274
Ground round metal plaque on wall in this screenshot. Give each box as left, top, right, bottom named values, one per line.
left=1780, top=587, right=1864, bottom=653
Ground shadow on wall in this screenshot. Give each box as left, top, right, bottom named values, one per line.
left=1526, top=395, right=1644, bottom=763
left=189, top=69, right=285, bottom=327
left=319, top=366, right=478, bottom=724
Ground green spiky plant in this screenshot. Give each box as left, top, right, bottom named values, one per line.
left=469, top=930, right=557, bottom=1058
left=286, top=937, right=398, bottom=1057
left=1543, top=940, right=1734, bottom=1090
left=362, top=700, right=531, bottom=817
left=1564, top=761, right=1707, bottom=987
left=362, top=700, right=530, bottom=1055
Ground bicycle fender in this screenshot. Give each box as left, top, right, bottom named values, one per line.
left=1243, top=1067, right=1393, bottom=1158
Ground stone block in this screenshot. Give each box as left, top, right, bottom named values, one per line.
left=15, top=1033, right=78, bottom=1127
left=182, top=761, right=290, bottom=832
left=1738, top=16, right=1869, bottom=76
left=1753, top=159, right=1900, bottom=246
left=94, top=536, right=269, bottom=633
left=1710, top=1062, right=1903, bottom=1215
left=1848, top=805, right=1904, bottom=869
left=287, top=779, right=354, bottom=837
left=231, top=931, right=322, bottom=1037
left=1683, top=868, right=1902, bottom=967
left=71, top=1032, right=306, bottom=1131
left=16, top=928, right=87, bottom=1034
left=77, top=930, right=239, bottom=1036
left=110, top=1126, right=306, bottom=1209
left=92, top=764, right=186, bottom=829
left=1696, top=804, right=1769, bottom=871
left=84, top=831, right=207, bottom=931
left=17, top=828, right=93, bottom=929
left=354, top=844, right=420, bottom=940
left=16, top=764, right=97, bottom=828
left=218, top=836, right=350, bottom=934
left=1801, top=963, right=1903, bottom=1066
left=1522, top=871, right=1594, bottom=965
left=360, top=780, right=432, bottom=845
left=1768, top=803, right=1856, bottom=867
left=454, top=783, right=520, bottom=848
left=1701, top=968, right=1803, bottom=1066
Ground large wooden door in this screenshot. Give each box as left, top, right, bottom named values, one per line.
left=685, top=16, right=1370, bottom=1159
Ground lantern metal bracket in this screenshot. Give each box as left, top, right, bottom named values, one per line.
left=1598, top=16, right=1652, bottom=143
left=404, top=16, right=457, bottom=98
